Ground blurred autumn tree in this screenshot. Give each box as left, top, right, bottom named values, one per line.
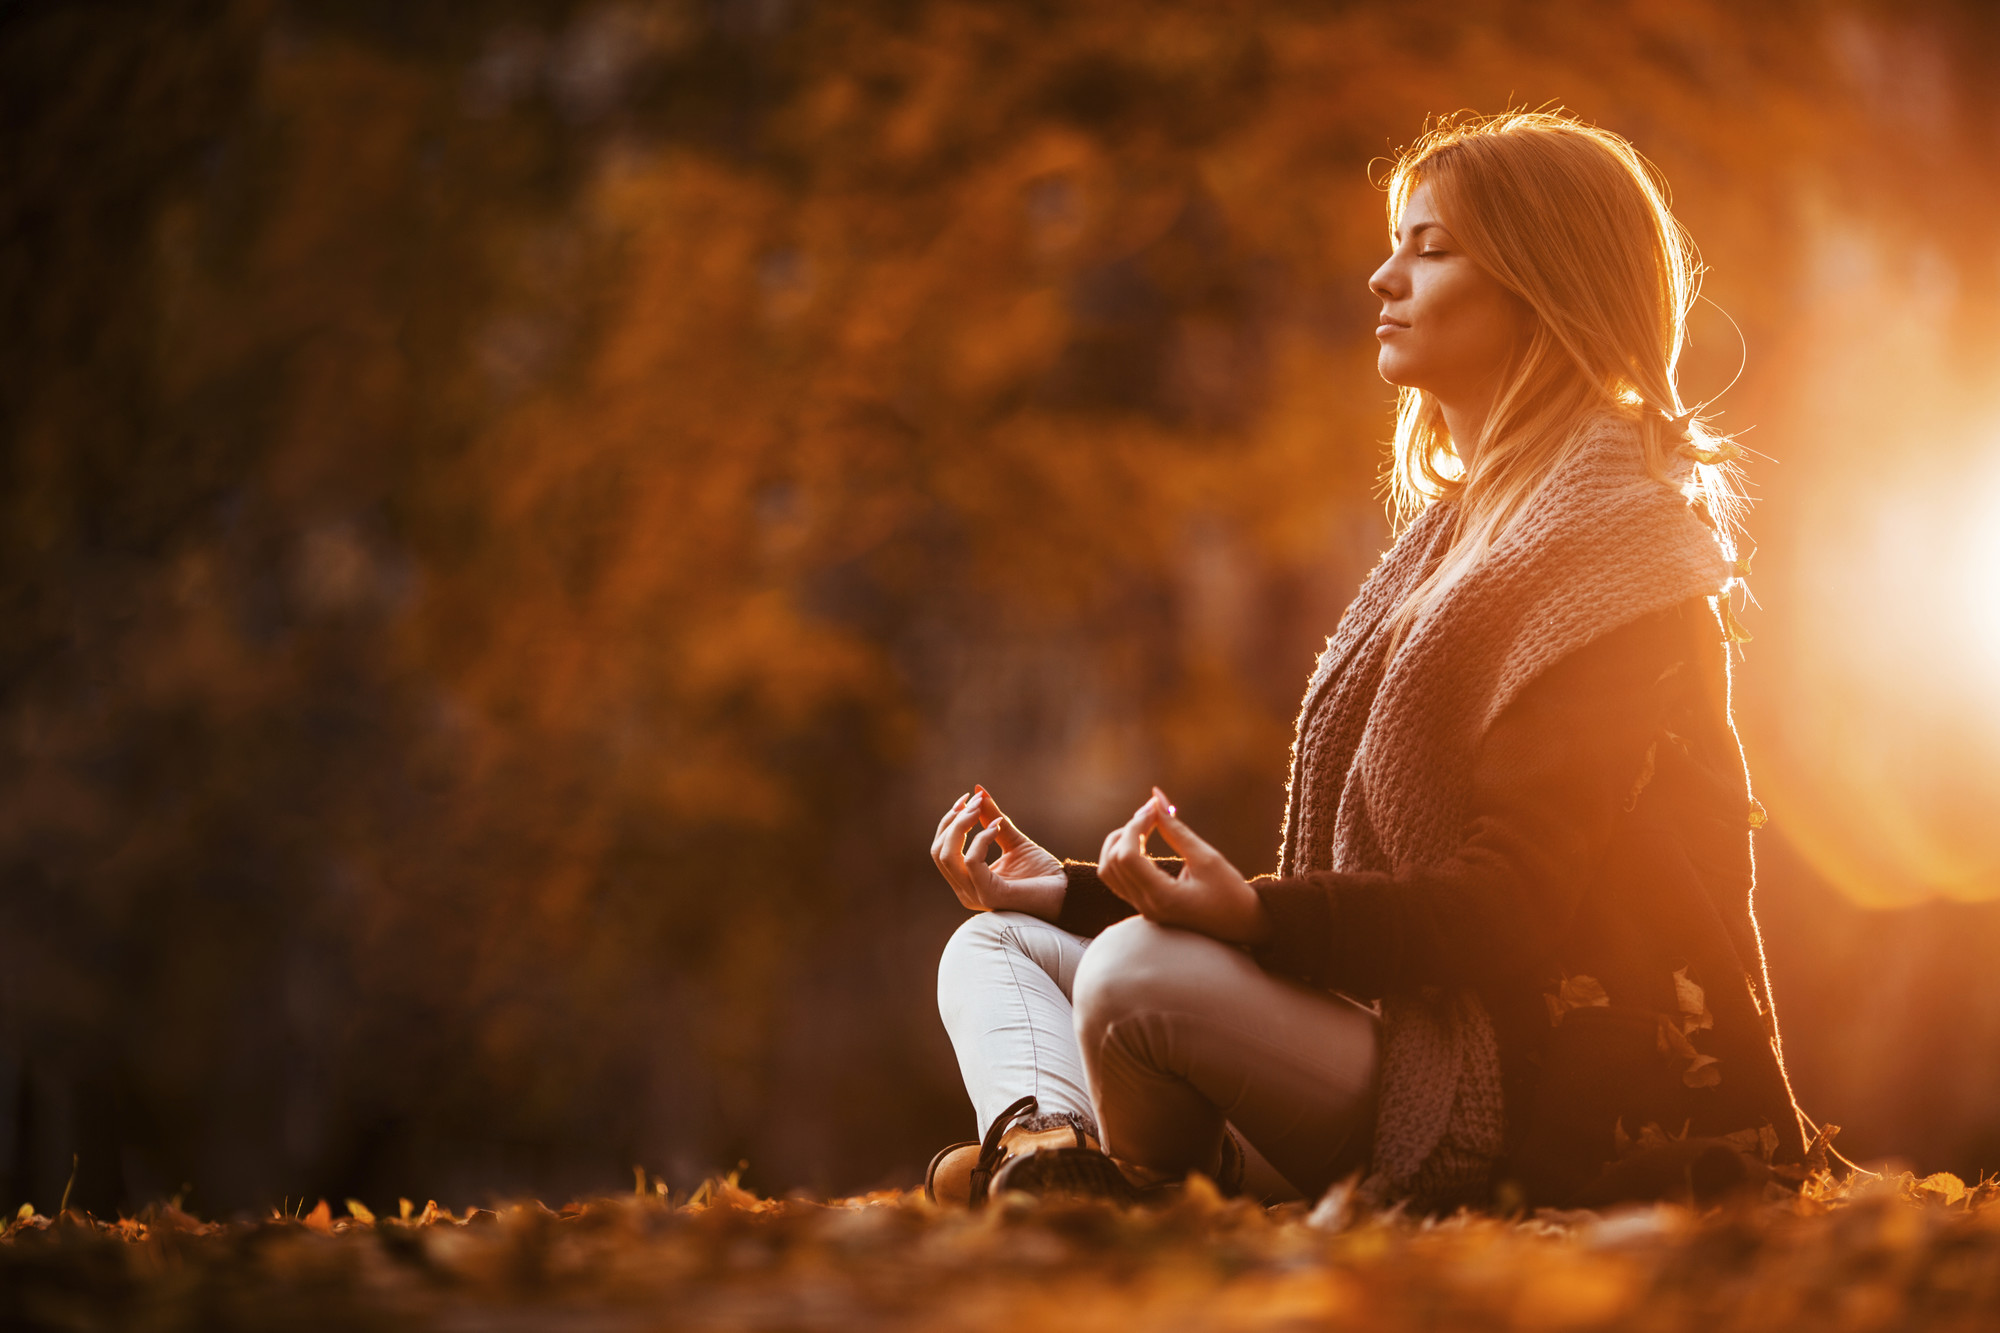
left=4, top=0, right=2000, bottom=1214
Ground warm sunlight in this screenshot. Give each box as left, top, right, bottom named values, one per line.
left=1765, top=437, right=2000, bottom=908
left=1963, top=463, right=2000, bottom=672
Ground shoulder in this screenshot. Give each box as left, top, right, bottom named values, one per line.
left=1511, top=415, right=1714, bottom=552
left=1503, top=596, right=1719, bottom=728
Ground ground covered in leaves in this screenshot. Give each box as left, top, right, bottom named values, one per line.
left=3, top=1172, right=1997, bottom=1331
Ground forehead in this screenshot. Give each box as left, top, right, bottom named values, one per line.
left=1395, top=181, right=1441, bottom=232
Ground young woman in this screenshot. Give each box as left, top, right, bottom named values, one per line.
left=926, top=111, right=1808, bottom=1213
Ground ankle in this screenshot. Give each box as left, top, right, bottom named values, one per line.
left=999, top=1109, right=1099, bottom=1156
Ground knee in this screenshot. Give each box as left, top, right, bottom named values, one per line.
left=937, top=911, right=1038, bottom=1009
left=1072, top=916, right=1206, bottom=1041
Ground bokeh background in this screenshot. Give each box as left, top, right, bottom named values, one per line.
left=5, top=0, right=2000, bottom=1216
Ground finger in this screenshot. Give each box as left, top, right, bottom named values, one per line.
left=989, top=813, right=1028, bottom=854
left=962, top=824, right=1004, bottom=901
left=943, top=794, right=986, bottom=855
left=1146, top=787, right=1217, bottom=862
left=1123, top=791, right=1163, bottom=837
left=933, top=842, right=976, bottom=908
left=1125, top=856, right=1183, bottom=919
left=1101, top=800, right=1153, bottom=895
left=931, top=805, right=964, bottom=867
left=971, top=784, right=1003, bottom=829
left=935, top=799, right=988, bottom=891
left=933, top=838, right=973, bottom=900
left=1103, top=817, right=1144, bottom=870
left=934, top=792, right=971, bottom=841
left=1097, top=826, right=1128, bottom=898
left=1099, top=822, right=1147, bottom=903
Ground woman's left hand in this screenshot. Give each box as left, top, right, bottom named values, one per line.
left=1098, top=788, right=1272, bottom=945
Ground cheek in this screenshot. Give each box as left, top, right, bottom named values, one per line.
left=1429, top=276, right=1521, bottom=370
left=1468, top=289, right=1526, bottom=359
left=1376, top=268, right=1524, bottom=389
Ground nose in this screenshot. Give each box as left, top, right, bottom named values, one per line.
left=1368, top=255, right=1404, bottom=303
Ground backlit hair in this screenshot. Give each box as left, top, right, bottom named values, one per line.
left=1381, top=110, right=1745, bottom=637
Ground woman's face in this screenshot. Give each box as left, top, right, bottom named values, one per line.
left=1368, top=183, right=1529, bottom=408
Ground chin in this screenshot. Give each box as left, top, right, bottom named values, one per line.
left=1376, top=350, right=1417, bottom=388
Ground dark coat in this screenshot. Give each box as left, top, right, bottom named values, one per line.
left=1059, top=596, right=1805, bottom=1207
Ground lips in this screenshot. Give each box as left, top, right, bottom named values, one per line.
left=1376, top=318, right=1408, bottom=336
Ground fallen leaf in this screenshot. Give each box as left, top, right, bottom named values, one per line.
left=1673, top=967, right=1714, bottom=1033
left=1564, top=974, right=1610, bottom=1008
left=303, top=1199, right=334, bottom=1234
left=1545, top=974, right=1611, bottom=1026
left=1917, top=1172, right=1967, bottom=1206
left=1658, top=1016, right=1721, bottom=1085
left=1682, top=1053, right=1722, bottom=1088
left=1804, top=1124, right=1841, bottom=1175
left=1721, top=1124, right=1781, bottom=1165
left=1635, top=1121, right=1689, bottom=1151
left=345, top=1199, right=376, bottom=1224
left=1657, top=1016, right=1697, bottom=1061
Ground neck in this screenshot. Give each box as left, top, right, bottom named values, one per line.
left=1440, top=398, right=1489, bottom=471
left=1436, top=363, right=1512, bottom=472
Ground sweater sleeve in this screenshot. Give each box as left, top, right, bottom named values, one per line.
left=1054, top=858, right=1182, bottom=938
left=1250, top=601, right=1706, bottom=997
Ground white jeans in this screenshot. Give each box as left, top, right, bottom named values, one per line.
left=937, top=911, right=1380, bottom=1200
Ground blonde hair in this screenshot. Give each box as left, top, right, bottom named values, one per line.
left=1381, top=110, right=1744, bottom=637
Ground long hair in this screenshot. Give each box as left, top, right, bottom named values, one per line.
left=1381, top=110, right=1745, bottom=637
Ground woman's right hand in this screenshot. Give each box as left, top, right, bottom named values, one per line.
left=930, top=787, right=1066, bottom=920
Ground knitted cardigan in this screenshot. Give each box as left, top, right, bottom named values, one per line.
left=1055, top=412, right=1744, bottom=1209
left=1269, top=413, right=1734, bottom=1208
left=1056, top=412, right=1760, bottom=1200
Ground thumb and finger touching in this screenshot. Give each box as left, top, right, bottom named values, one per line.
left=969, top=786, right=1037, bottom=856
left=989, top=815, right=1028, bottom=854
left=1147, top=787, right=1217, bottom=866
left=1102, top=799, right=1186, bottom=911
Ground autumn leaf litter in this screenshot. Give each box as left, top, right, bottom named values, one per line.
left=2, top=1169, right=1997, bottom=1331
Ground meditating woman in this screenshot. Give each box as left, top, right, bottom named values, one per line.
left=925, top=111, right=1809, bottom=1213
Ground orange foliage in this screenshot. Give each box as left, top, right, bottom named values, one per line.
left=4, top=0, right=2000, bottom=1211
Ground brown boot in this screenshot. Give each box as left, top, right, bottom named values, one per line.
left=923, top=1096, right=1099, bottom=1207
left=990, top=1123, right=1247, bottom=1206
